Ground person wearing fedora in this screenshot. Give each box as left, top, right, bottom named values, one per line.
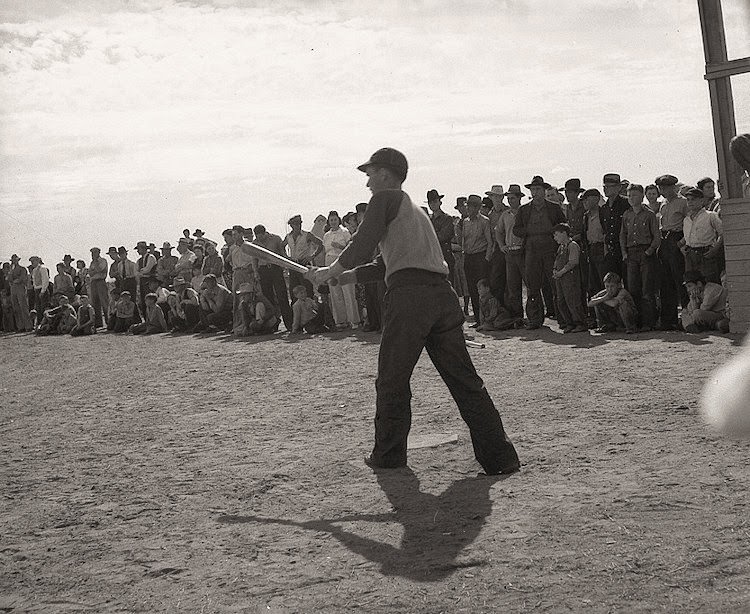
left=655, top=174, right=688, bottom=330
left=485, top=185, right=508, bottom=308
left=561, top=179, right=588, bottom=314
left=460, top=194, right=494, bottom=326
left=7, top=255, right=33, bottom=332
left=426, top=189, right=456, bottom=281
left=495, top=185, right=526, bottom=322
left=115, top=246, right=141, bottom=323
left=156, top=242, right=178, bottom=286
left=512, top=176, right=566, bottom=329
left=87, top=247, right=109, bottom=328
left=600, top=173, right=631, bottom=279
left=29, top=256, right=50, bottom=327
left=309, top=147, right=520, bottom=475
left=61, top=254, right=76, bottom=280
left=136, top=241, right=157, bottom=315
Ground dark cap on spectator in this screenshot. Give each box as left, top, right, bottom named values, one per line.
left=287, top=215, right=302, bottom=226
left=683, top=270, right=706, bottom=285
left=655, top=174, right=679, bottom=186
left=193, top=229, right=204, bottom=237
left=357, top=147, right=408, bottom=182
left=684, top=187, right=705, bottom=199
left=426, top=189, right=443, bottom=202
left=504, top=184, right=524, bottom=196
left=117, top=246, right=127, bottom=253
left=62, top=254, right=73, bottom=262
left=562, top=178, right=585, bottom=193
left=602, top=173, right=621, bottom=185
left=90, top=247, right=100, bottom=253
left=355, top=202, right=368, bottom=212
left=10, top=254, right=20, bottom=261
left=552, top=223, right=571, bottom=234
left=582, top=188, right=602, bottom=200
left=107, top=246, right=118, bottom=254
left=525, top=176, right=551, bottom=189
left=466, top=194, right=483, bottom=206
left=696, top=177, right=714, bottom=189
left=231, top=224, right=245, bottom=233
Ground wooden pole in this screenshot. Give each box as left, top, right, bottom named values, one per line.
left=697, top=0, right=744, bottom=199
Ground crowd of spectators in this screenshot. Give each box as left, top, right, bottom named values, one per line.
left=3, top=141, right=750, bottom=340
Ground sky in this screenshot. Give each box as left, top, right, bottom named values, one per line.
left=1, top=0, right=749, bottom=267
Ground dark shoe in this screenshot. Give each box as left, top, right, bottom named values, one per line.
left=361, top=324, right=379, bottom=332
left=562, top=326, right=574, bottom=334
left=570, top=325, right=588, bottom=333
left=638, top=326, right=653, bottom=333
left=481, top=463, right=521, bottom=476
left=524, top=322, right=541, bottom=330
left=625, top=328, right=637, bottom=335
left=716, top=319, right=730, bottom=334
left=684, top=324, right=700, bottom=334
left=595, top=325, right=615, bottom=333
left=364, top=455, right=406, bottom=470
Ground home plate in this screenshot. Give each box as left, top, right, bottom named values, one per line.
left=408, top=433, right=459, bottom=450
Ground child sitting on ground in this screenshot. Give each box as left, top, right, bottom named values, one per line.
left=681, top=270, right=730, bottom=333
left=588, top=272, right=638, bottom=334
left=113, top=290, right=136, bottom=333
left=290, top=284, right=327, bottom=334
left=70, top=295, right=96, bottom=336
left=476, top=279, right=516, bottom=332
left=233, top=282, right=279, bottom=336
left=130, top=293, right=168, bottom=335
left=106, top=289, right=121, bottom=331
left=37, top=295, right=77, bottom=335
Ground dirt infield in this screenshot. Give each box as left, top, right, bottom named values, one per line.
left=2, top=326, right=750, bottom=613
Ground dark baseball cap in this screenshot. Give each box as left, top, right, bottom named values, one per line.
left=655, top=174, right=679, bottom=186
left=582, top=188, right=602, bottom=200
left=357, top=148, right=408, bottom=181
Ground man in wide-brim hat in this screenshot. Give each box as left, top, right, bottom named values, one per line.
left=425, top=188, right=455, bottom=282
left=512, top=176, right=566, bottom=329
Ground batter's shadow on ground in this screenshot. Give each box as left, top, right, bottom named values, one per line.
left=483, top=326, right=609, bottom=348
left=216, top=468, right=510, bottom=582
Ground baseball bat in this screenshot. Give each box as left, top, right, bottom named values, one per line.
left=465, top=340, right=485, bottom=349
left=245, top=242, right=309, bottom=274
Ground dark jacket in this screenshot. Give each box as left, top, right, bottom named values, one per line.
left=512, top=199, right=566, bottom=249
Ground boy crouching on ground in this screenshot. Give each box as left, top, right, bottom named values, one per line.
left=681, top=270, right=730, bottom=333
left=233, top=282, right=279, bottom=336
left=130, top=293, right=168, bottom=335
left=70, top=295, right=96, bottom=336
left=290, top=284, right=327, bottom=334
left=113, top=290, right=136, bottom=333
left=552, top=223, right=587, bottom=333
left=588, top=272, right=638, bottom=334
left=476, top=279, right=516, bottom=332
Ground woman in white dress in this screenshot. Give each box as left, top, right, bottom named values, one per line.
left=323, top=210, right=361, bottom=330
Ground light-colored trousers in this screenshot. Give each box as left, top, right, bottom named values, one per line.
left=329, top=280, right=360, bottom=326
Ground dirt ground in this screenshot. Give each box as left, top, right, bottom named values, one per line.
left=2, top=323, right=750, bottom=613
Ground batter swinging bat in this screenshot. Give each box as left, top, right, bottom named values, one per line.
left=245, top=242, right=309, bottom=274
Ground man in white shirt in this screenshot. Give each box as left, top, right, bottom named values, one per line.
left=29, top=256, right=50, bottom=327
left=174, top=238, right=197, bottom=282
left=282, top=214, right=323, bottom=298
left=681, top=187, right=723, bottom=283
left=135, top=241, right=158, bottom=315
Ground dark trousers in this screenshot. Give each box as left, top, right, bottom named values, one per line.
left=586, top=243, right=607, bottom=294
left=626, top=246, right=656, bottom=328
left=504, top=250, right=524, bottom=319
left=685, top=247, right=722, bottom=284
left=258, top=265, right=293, bottom=329
left=658, top=234, right=686, bottom=328
left=90, top=278, right=109, bottom=328
left=200, top=306, right=233, bottom=328
left=441, top=245, right=456, bottom=284
left=289, top=270, right=313, bottom=299
left=603, top=245, right=623, bottom=280
left=488, top=249, right=506, bottom=304
left=524, top=243, right=556, bottom=326
left=364, top=281, right=386, bottom=330
left=139, top=276, right=155, bottom=317
left=554, top=271, right=585, bottom=328
left=372, top=280, right=519, bottom=473
left=171, top=303, right=200, bottom=331
left=463, top=252, right=488, bottom=323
